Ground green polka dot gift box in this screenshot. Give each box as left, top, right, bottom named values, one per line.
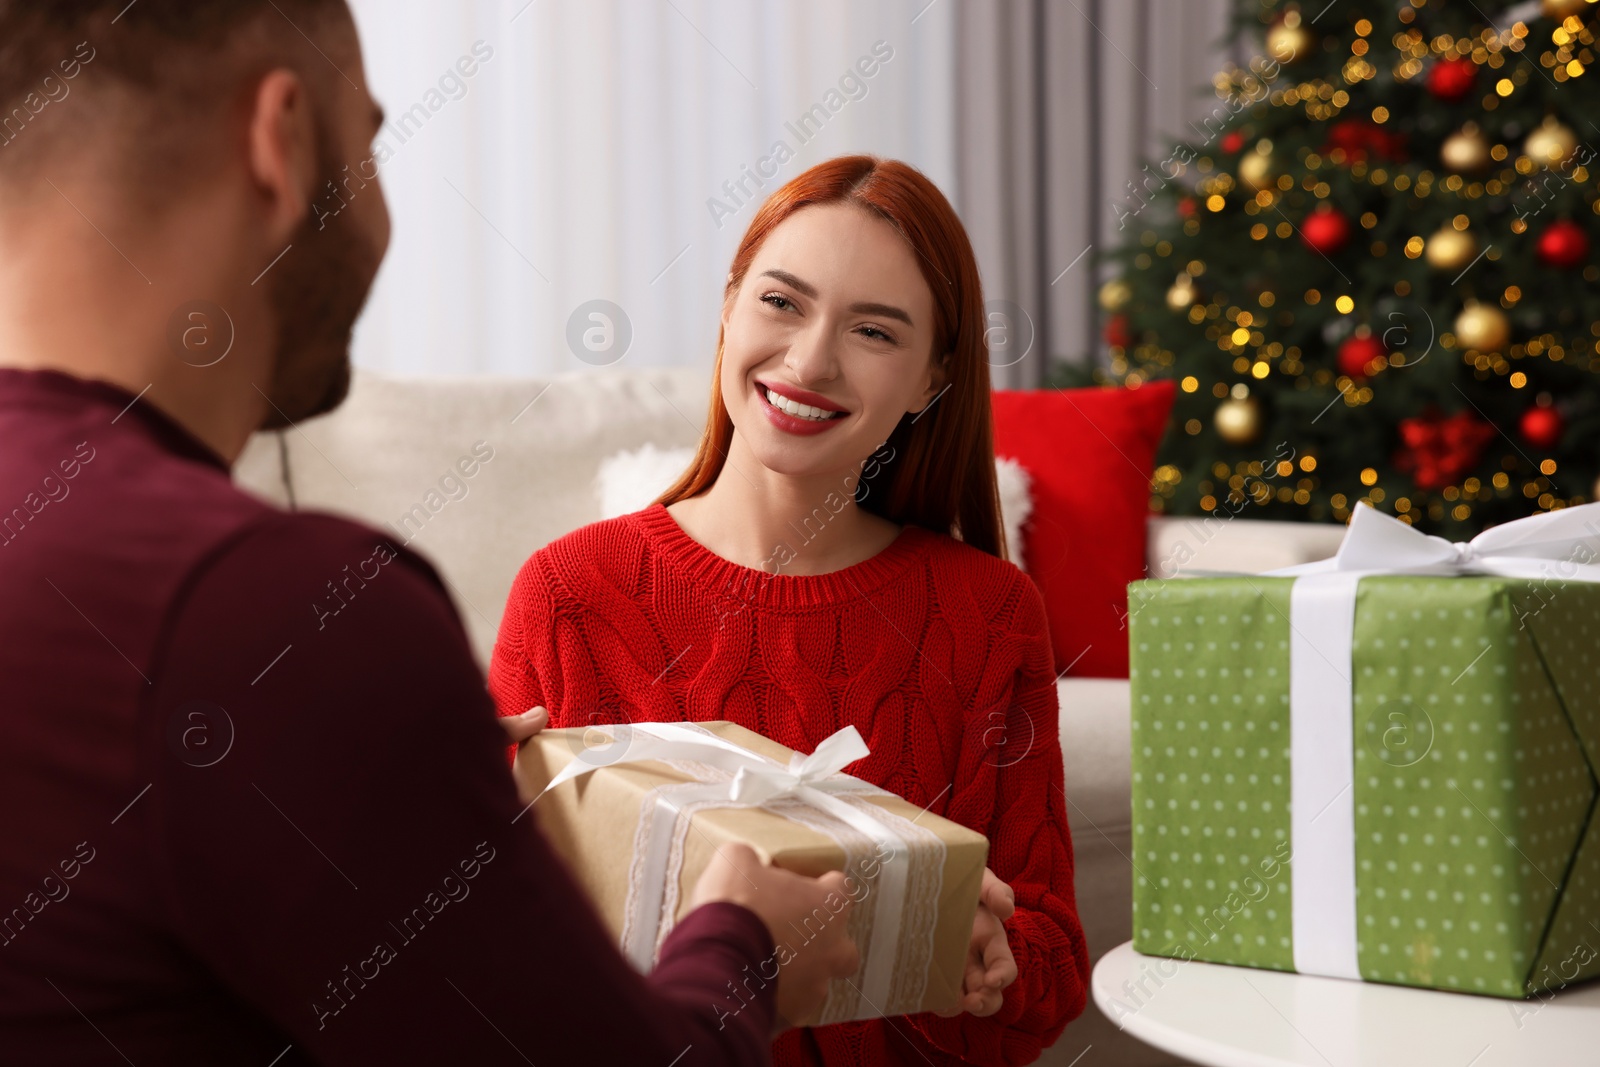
left=1127, top=503, right=1600, bottom=998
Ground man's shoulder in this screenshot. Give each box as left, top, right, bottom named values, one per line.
left=183, top=508, right=448, bottom=616
left=150, top=507, right=468, bottom=698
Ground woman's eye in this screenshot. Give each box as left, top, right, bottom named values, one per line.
left=757, top=293, right=893, bottom=343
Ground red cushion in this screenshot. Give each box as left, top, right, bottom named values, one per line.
left=991, top=381, right=1175, bottom=678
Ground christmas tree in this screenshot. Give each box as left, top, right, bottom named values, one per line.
left=1077, top=0, right=1600, bottom=538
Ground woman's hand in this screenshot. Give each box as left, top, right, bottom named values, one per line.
left=935, top=867, right=1018, bottom=1018
left=501, top=705, right=549, bottom=746
left=503, top=707, right=549, bottom=806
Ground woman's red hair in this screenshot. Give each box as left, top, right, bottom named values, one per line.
left=655, top=155, right=1006, bottom=561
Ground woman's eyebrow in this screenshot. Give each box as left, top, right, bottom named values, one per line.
left=850, top=301, right=913, bottom=327
left=758, top=268, right=914, bottom=326
left=760, top=269, right=818, bottom=297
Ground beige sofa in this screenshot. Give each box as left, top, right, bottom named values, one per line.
left=233, top=367, right=1347, bottom=1066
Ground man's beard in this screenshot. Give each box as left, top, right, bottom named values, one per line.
left=258, top=135, right=381, bottom=429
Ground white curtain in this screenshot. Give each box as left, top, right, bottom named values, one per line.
left=345, top=0, right=958, bottom=378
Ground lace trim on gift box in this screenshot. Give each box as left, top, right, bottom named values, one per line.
left=619, top=754, right=947, bottom=1023
left=767, top=794, right=946, bottom=1022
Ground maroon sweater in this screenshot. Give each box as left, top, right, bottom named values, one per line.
left=0, top=368, right=777, bottom=1065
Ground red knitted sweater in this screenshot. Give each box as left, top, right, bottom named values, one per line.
left=488, top=503, right=1090, bottom=1066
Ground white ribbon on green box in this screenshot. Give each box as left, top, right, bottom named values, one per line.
left=1267, top=500, right=1600, bottom=980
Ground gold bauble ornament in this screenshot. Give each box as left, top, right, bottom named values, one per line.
left=1098, top=278, right=1133, bottom=312
left=1215, top=394, right=1264, bottom=446
left=1454, top=301, right=1511, bottom=352
left=1542, top=0, right=1591, bottom=19
left=1525, top=116, right=1578, bottom=169
left=1266, top=10, right=1314, bottom=66
left=1238, top=146, right=1276, bottom=192
left=1165, top=275, right=1200, bottom=312
left=1440, top=123, right=1492, bottom=174
left=1425, top=225, right=1480, bottom=271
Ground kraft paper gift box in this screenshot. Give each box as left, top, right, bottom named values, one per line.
left=514, top=719, right=989, bottom=1024
left=1127, top=502, right=1600, bottom=998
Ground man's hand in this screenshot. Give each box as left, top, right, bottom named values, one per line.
left=934, top=866, right=1017, bottom=1018
left=689, top=843, right=861, bottom=1033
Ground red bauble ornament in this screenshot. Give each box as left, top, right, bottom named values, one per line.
left=1535, top=219, right=1591, bottom=270
left=1106, top=313, right=1133, bottom=348
left=1520, top=405, right=1564, bottom=450
left=1338, top=332, right=1387, bottom=379
left=1427, top=57, right=1477, bottom=102
left=1394, top=409, right=1494, bottom=491
left=1221, top=130, right=1246, bottom=154
left=1301, top=206, right=1352, bottom=255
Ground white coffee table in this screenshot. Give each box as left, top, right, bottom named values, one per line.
left=1091, top=941, right=1600, bottom=1067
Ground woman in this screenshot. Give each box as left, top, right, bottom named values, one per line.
left=490, top=156, right=1089, bottom=1066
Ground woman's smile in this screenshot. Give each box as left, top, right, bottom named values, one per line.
left=754, top=378, right=851, bottom=436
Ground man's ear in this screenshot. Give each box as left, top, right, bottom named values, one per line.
left=246, top=69, right=319, bottom=241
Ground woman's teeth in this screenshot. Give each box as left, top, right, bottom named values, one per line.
left=765, top=387, right=841, bottom=421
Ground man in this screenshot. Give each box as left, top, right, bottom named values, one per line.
left=0, top=2, right=858, bottom=1063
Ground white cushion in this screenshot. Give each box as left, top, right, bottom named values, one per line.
left=994, top=455, right=1032, bottom=570
left=596, top=443, right=694, bottom=520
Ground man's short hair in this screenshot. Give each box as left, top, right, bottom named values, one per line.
left=0, top=0, right=347, bottom=185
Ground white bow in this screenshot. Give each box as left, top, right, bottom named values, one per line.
left=728, top=725, right=870, bottom=804
left=1274, top=499, right=1600, bottom=581
left=538, top=720, right=874, bottom=803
